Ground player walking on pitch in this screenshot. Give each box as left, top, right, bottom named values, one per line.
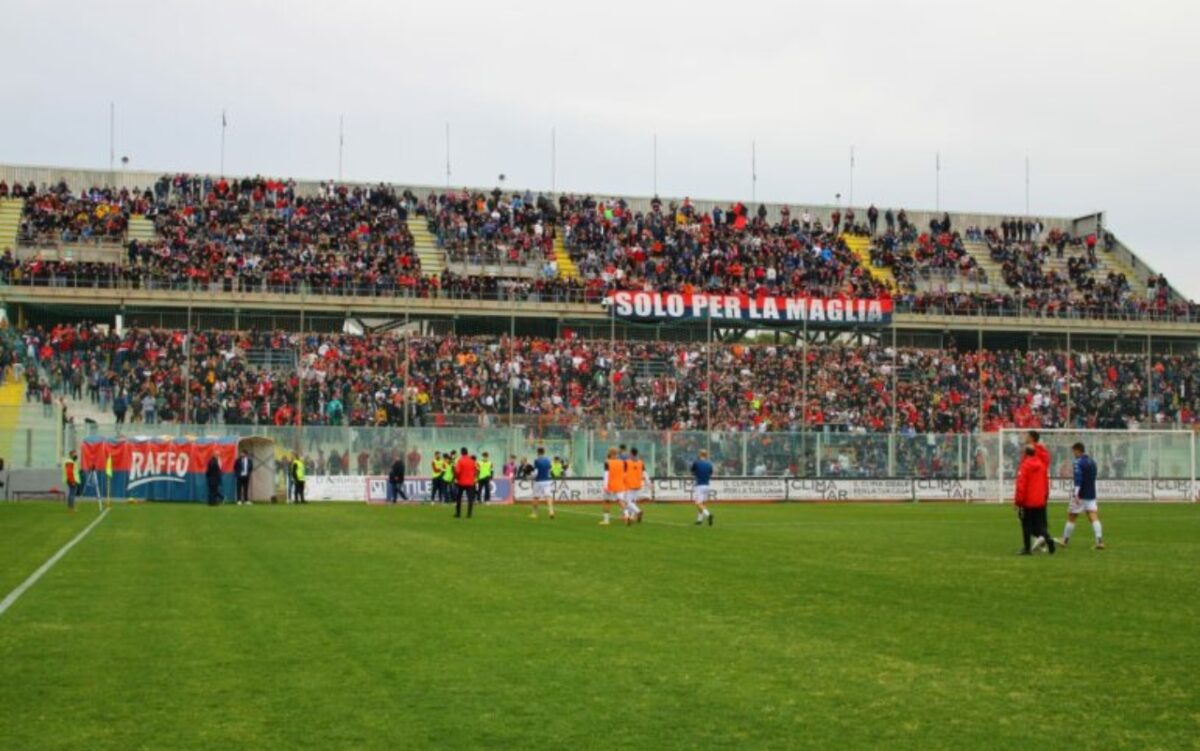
left=601, top=447, right=627, bottom=526
left=530, top=447, right=554, bottom=519
left=691, top=450, right=714, bottom=526
left=624, top=447, right=646, bottom=524
left=1058, top=442, right=1105, bottom=549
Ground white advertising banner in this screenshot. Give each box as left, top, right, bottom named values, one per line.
left=512, top=478, right=607, bottom=503
left=786, top=478, right=912, bottom=502
left=1150, top=478, right=1197, bottom=501
left=1049, top=478, right=1153, bottom=502
left=651, top=477, right=787, bottom=502
left=912, top=478, right=999, bottom=502
left=307, top=475, right=368, bottom=502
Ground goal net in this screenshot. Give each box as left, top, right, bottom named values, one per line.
left=997, top=428, right=1197, bottom=503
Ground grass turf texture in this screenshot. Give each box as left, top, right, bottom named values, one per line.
left=1, top=502, right=1197, bottom=750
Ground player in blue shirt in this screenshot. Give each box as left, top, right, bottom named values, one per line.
left=1059, top=442, right=1104, bottom=549
left=690, top=449, right=714, bottom=526
left=530, top=447, right=555, bottom=520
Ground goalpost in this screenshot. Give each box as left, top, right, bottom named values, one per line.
left=997, top=428, right=1197, bottom=504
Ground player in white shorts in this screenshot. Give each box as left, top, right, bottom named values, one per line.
left=690, top=449, right=714, bottom=526
left=1059, top=442, right=1105, bottom=549
left=623, top=447, right=647, bottom=524
left=530, top=447, right=555, bottom=519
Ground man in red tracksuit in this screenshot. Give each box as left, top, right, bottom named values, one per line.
left=1014, top=432, right=1056, bottom=555
left=453, top=447, right=478, bottom=519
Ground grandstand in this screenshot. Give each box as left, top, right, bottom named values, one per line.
left=0, top=161, right=1196, bottom=499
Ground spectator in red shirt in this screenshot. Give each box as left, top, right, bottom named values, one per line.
left=453, top=447, right=478, bottom=519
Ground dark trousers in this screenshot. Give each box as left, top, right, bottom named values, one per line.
left=430, top=477, right=444, bottom=502
left=294, top=480, right=306, bottom=503
left=477, top=478, right=491, bottom=503
left=236, top=477, right=250, bottom=502
left=454, top=484, right=476, bottom=517
left=207, top=483, right=222, bottom=506
left=388, top=480, right=408, bottom=503
left=1019, top=506, right=1055, bottom=553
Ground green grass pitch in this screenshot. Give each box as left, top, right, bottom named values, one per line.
left=1, top=501, right=1198, bottom=750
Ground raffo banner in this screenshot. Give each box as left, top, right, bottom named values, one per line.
left=604, top=290, right=893, bottom=327
left=80, top=436, right=238, bottom=502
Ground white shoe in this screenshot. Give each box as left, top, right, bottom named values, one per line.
left=1031, top=536, right=1047, bottom=552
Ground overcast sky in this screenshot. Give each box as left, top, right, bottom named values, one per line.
left=4, top=0, right=1198, bottom=297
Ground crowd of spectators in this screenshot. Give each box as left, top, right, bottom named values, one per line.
left=427, top=189, right=558, bottom=269
left=2, top=177, right=1196, bottom=320
left=559, top=195, right=890, bottom=299
left=16, top=324, right=1200, bottom=437
left=13, top=181, right=142, bottom=245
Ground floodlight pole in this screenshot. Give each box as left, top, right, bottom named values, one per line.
left=608, top=302, right=615, bottom=428
left=889, top=323, right=897, bottom=475
left=652, top=133, right=658, bottom=196
left=751, top=140, right=757, bottom=204
left=1066, top=328, right=1072, bottom=427
left=935, top=151, right=941, bottom=212
left=108, top=102, right=115, bottom=175
left=849, top=145, right=855, bottom=208
left=338, top=115, right=345, bottom=181
left=296, top=304, right=305, bottom=454
left=402, top=308, right=409, bottom=430
left=706, top=302, right=713, bottom=455
left=183, top=300, right=193, bottom=425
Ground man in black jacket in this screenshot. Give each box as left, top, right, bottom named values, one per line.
left=206, top=455, right=223, bottom=506
left=235, top=451, right=252, bottom=505
left=388, top=455, right=408, bottom=503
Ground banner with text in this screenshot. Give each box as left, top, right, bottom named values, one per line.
left=605, top=291, right=892, bottom=327
left=511, top=476, right=1194, bottom=503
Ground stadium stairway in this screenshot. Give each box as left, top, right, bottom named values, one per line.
left=0, top=197, right=23, bottom=252
left=127, top=214, right=157, bottom=245
left=552, top=232, right=579, bottom=280
left=407, top=218, right=446, bottom=276
left=962, top=240, right=1150, bottom=298
left=0, top=377, right=24, bottom=463
left=842, top=234, right=895, bottom=290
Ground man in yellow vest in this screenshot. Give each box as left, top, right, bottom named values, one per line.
left=476, top=452, right=494, bottom=503
left=104, top=453, right=113, bottom=504
left=430, top=451, right=444, bottom=503
left=441, top=450, right=456, bottom=502
left=292, top=455, right=307, bottom=504
left=63, top=450, right=82, bottom=511
left=550, top=457, right=564, bottom=479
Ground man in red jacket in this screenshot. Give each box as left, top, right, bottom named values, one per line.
left=453, top=446, right=478, bottom=519
left=1014, top=437, right=1055, bottom=555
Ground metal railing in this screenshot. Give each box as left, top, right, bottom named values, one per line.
left=52, top=422, right=1196, bottom=485
left=1, top=271, right=1198, bottom=323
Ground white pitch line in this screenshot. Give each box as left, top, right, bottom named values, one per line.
left=0, top=508, right=109, bottom=618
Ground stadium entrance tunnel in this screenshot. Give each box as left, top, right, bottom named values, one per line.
left=237, top=437, right=278, bottom=502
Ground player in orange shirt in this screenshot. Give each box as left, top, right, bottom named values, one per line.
left=601, top=447, right=626, bottom=526
left=624, top=447, right=646, bottom=524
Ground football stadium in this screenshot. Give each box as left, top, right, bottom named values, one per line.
left=2, top=3, right=1199, bottom=750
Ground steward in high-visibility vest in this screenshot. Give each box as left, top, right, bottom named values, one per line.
left=63, top=452, right=82, bottom=510
left=550, top=458, right=564, bottom=478
left=441, top=453, right=456, bottom=485
left=292, top=457, right=307, bottom=503
left=105, top=454, right=113, bottom=501
left=476, top=453, right=494, bottom=503
left=430, top=452, right=445, bottom=502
